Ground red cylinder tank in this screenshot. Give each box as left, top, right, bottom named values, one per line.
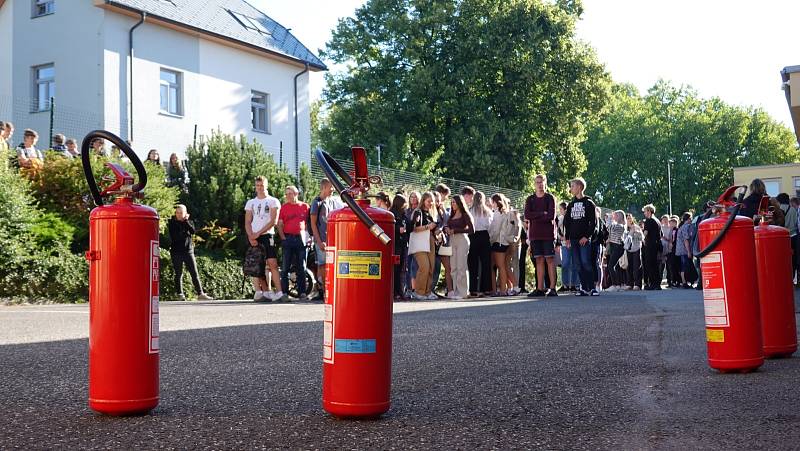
left=87, top=196, right=160, bottom=415
left=754, top=222, right=797, bottom=358
left=322, top=199, right=395, bottom=418
left=698, top=211, right=764, bottom=372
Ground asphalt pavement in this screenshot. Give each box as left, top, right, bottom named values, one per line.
left=1, top=289, right=799, bottom=450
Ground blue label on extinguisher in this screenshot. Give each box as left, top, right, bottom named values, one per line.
left=335, top=339, right=376, bottom=354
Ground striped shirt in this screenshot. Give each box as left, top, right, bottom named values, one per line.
left=607, top=222, right=625, bottom=245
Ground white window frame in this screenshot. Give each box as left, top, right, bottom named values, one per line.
left=32, top=0, right=54, bottom=18
left=251, top=91, right=270, bottom=134
left=793, top=176, right=800, bottom=197
left=228, top=10, right=272, bottom=35
left=159, top=68, right=183, bottom=117
left=763, top=178, right=781, bottom=197
left=32, top=63, right=55, bottom=112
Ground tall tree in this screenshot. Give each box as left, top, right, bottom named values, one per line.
left=319, top=0, right=610, bottom=192
left=583, top=81, right=800, bottom=214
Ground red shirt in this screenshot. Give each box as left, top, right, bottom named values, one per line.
left=279, top=202, right=309, bottom=235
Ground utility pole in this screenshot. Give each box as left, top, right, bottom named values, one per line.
left=667, top=159, right=674, bottom=216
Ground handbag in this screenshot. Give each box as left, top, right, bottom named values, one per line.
left=618, top=251, right=629, bottom=270
left=438, top=243, right=453, bottom=256
left=408, top=230, right=431, bottom=255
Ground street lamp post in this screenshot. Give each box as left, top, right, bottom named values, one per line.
left=667, top=159, right=674, bottom=216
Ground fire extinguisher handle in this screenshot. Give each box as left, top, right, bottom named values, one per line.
left=81, top=130, right=148, bottom=207
left=315, top=149, right=391, bottom=245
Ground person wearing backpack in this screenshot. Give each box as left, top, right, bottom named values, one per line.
left=524, top=174, right=558, bottom=297
left=563, top=178, right=599, bottom=296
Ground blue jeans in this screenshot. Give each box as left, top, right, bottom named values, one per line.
left=561, top=244, right=578, bottom=287
left=405, top=253, right=419, bottom=292
left=570, top=239, right=595, bottom=291
left=280, top=235, right=307, bottom=294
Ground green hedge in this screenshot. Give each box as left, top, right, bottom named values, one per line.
left=158, top=248, right=246, bottom=301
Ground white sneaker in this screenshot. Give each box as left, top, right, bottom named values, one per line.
left=267, top=291, right=284, bottom=301
left=197, top=293, right=213, bottom=301
left=426, top=293, right=438, bottom=300
left=253, top=290, right=263, bottom=301
left=633, top=286, right=641, bottom=291
left=506, top=289, right=516, bottom=296
left=606, top=286, right=617, bottom=292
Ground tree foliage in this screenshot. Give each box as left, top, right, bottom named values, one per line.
left=185, top=132, right=294, bottom=234
left=583, top=81, right=800, bottom=214
left=318, top=0, right=610, bottom=192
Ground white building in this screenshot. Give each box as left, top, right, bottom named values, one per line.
left=0, top=0, right=326, bottom=176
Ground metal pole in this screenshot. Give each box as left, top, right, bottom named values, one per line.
left=667, top=160, right=673, bottom=216
left=49, top=97, right=54, bottom=148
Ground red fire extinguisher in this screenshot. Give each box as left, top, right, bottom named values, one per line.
left=754, top=196, right=797, bottom=358
left=697, top=185, right=763, bottom=373
left=81, top=131, right=160, bottom=415
left=316, top=147, right=396, bottom=418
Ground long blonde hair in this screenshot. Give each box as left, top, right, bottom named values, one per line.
left=419, top=191, right=438, bottom=222
left=471, top=191, right=492, bottom=217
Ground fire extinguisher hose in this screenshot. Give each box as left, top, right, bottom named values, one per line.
left=81, top=130, right=148, bottom=207
left=695, top=203, right=742, bottom=259
left=314, top=149, right=391, bottom=245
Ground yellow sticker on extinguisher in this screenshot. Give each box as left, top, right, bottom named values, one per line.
left=706, top=329, right=725, bottom=343
left=336, top=250, right=382, bottom=280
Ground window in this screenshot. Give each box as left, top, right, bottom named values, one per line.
left=794, top=177, right=800, bottom=197
left=32, top=0, right=54, bottom=17
left=33, top=64, right=55, bottom=112
left=764, top=178, right=781, bottom=197
left=251, top=91, right=270, bottom=133
left=228, top=10, right=272, bottom=35
left=159, top=68, right=182, bottom=116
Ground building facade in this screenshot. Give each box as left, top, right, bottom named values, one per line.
left=0, top=0, right=326, bottom=176
left=733, top=163, right=800, bottom=197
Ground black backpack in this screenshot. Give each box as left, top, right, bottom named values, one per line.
left=242, top=244, right=267, bottom=277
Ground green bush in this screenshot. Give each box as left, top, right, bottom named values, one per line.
left=185, top=132, right=295, bottom=235
left=30, top=154, right=179, bottom=248
left=158, top=248, right=246, bottom=301
left=0, top=149, right=88, bottom=303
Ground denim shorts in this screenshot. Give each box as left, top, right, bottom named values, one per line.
left=315, top=242, right=326, bottom=265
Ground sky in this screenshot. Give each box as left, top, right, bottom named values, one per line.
left=253, top=0, right=800, bottom=128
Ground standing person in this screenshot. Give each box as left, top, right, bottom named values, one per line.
left=563, top=178, right=598, bottom=296
left=556, top=201, right=576, bottom=292
left=525, top=174, right=558, bottom=297
left=145, top=149, right=161, bottom=166
left=277, top=185, right=310, bottom=301
left=667, top=216, right=681, bottom=288
left=245, top=176, right=283, bottom=302
left=17, top=129, right=44, bottom=170
left=740, top=179, right=767, bottom=219
left=166, top=153, right=188, bottom=191
left=675, top=212, right=694, bottom=288
left=468, top=191, right=493, bottom=296
left=517, top=222, right=529, bottom=294
left=410, top=192, right=438, bottom=300
left=787, top=197, right=799, bottom=285
left=0, top=121, right=7, bottom=155
left=431, top=184, right=453, bottom=297
left=90, top=137, right=108, bottom=157
left=504, top=196, right=522, bottom=294
left=309, top=178, right=337, bottom=302
left=404, top=190, right=422, bottom=296
left=624, top=214, right=644, bottom=290
left=591, top=207, right=608, bottom=292
left=52, top=134, right=68, bottom=156
left=642, top=204, right=662, bottom=290
left=659, top=215, right=672, bottom=287
left=488, top=193, right=511, bottom=296
left=374, top=191, right=391, bottom=210
left=446, top=195, right=474, bottom=299
left=167, top=205, right=212, bottom=301
left=605, top=210, right=626, bottom=292
left=65, top=138, right=80, bottom=158
left=2, top=121, right=14, bottom=168
left=390, top=194, right=411, bottom=300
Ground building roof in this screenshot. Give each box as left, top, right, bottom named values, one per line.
left=781, top=66, right=800, bottom=143
left=102, top=0, right=327, bottom=71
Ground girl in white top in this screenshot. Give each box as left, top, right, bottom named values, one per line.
left=468, top=191, right=494, bottom=295
left=624, top=213, right=644, bottom=290
left=488, top=193, right=521, bottom=296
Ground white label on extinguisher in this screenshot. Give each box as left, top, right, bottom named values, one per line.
left=323, top=247, right=336, bottom=364
left=701, top=251, right=729, bottom=327
left=149, top=240, right=160, bottom=353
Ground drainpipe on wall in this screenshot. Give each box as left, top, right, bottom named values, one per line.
left=294, top=63, right=309, bottom=180
left=129, top=11, right=146, bottom=143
